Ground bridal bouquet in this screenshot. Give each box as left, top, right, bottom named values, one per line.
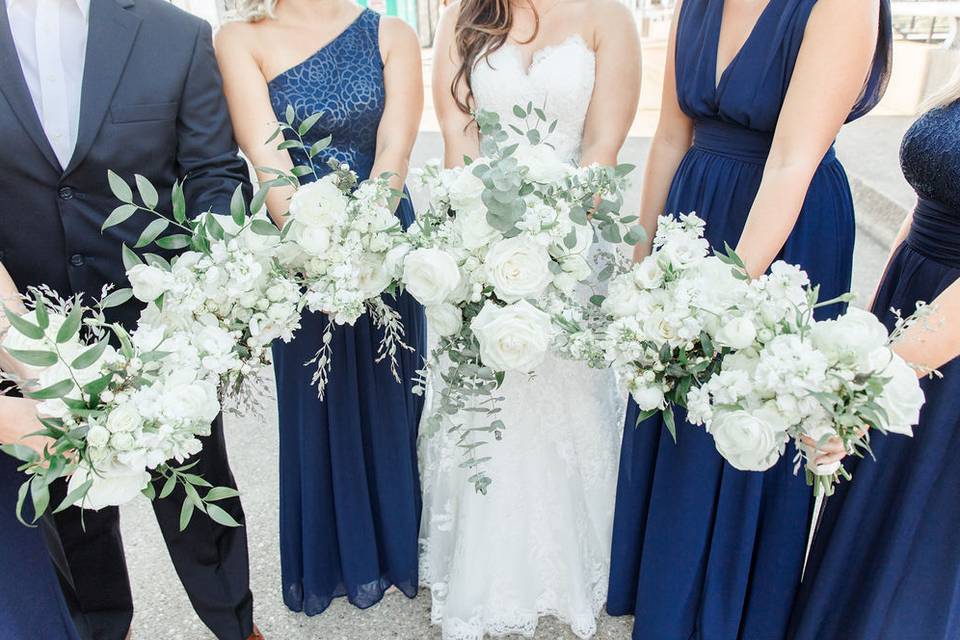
left=1, top=290, right=239, bottom=529
left=104, top=173, right=302, bottom=410
left=599, top=213, right=754, bottom=439
left=684, top=264, right=927, bottom=496
left=406, top=105, right=639, bottom=492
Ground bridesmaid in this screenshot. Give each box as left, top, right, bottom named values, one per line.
left=0, top=264, right=80, bottom=640
left=789, top=73, right=960, bottom=639
left=216, top=0, right=426, bottom=615
left=606, top=0, right=892, bottom=638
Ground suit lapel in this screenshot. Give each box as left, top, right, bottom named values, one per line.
left=65, top=0, right=141, bottom=175
left=0, top=0, right=63, bottom=171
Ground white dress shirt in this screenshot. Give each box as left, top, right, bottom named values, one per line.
left=5, top=0, right=90, bottom=168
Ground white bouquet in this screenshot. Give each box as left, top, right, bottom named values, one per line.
left=685, top=262, right=928, bottom=496
left=599, top=213, right=753, bottom=438
left=406, top=105, right=640, bottom=492
left=104, top=173, right=302, bottom=411
left=1, top=290, right=239, bottom=529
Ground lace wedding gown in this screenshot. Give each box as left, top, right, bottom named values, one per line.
left=419, top=35, right=625, bottom=640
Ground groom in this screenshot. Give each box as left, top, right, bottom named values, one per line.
left=0, top=0, right=260, bottom=639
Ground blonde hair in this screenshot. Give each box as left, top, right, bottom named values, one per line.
left=228, top=0, right=277, bottom=22
left=923, top=64, right=960, bottom=110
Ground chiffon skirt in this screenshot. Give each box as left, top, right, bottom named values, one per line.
left=272, top=197, right=426, bottom=616
left=607, top=126, right=856, bottom=639
left=789, top=241, right=960, bottom=639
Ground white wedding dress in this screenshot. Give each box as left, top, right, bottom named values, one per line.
left=419, top=35, right=625, bottom=640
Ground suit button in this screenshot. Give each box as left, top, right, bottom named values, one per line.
left=58, top=186, right=74, bottom=200
left=70, top=254, right=85, bottom=266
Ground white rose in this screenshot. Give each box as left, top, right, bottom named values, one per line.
left=455, top=207, right=500, bottom=250
left=484, top=236, right=553, bottom=302
left=106, top=403, right=141, bottom=434
left=810, top=307, right=890, bottom=367
left=68, top=461, right=151, bottom=510
left=630, top=383, right=665, bottom=411
left=514, top=142, right=568, bottom=183
left=471, top=300, right=554, bottom=372
left=293, top=221, right=332, bottom=256
left=633, top=258, right=664, bottom=290
left=709, top=408, right=786, bottom=472
left=288, top=176, right=348, bottom=227
left=874, top=350, right=924, bottom=436
left=402, top=248, right=462, bottom=306
left=356, top=254, right=393, bottom=300
left=602, top=275, right=647, bottom=318
left=715, top=316, right=758, bottom=350
left=448, top=166, right=486, bottom=214
left=86, top=424, right=110, bottom=449
left=426, top=303, right=463, bottom=338
left=384, top=244, right=411, bottom=276
left=127, top=264, right=171, bottom=303
left=561, top=254, right=593, bottom=282
left=131, top=324, right=166, bottom=353
left=551, top=222, right=593, bottom=258
left=657, top=234, right=709, bottom=271
left=162, top=379, right=221, bottom=424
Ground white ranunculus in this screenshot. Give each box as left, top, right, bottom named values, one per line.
left=471, top=300, right=554, bottom=372
left=874, top=350, right=924, bottom=436
left=384, top=244, right=411, bottom=276
left=484, top=236, right=553, bottom=302
left=356, top=254, right=392, bottom=300
left=656, top=233, right=709, bottom=271
left=514, top=142, right=568, bottom=184
left=402, top=248, right=462, bottom=306
left=715, top=316, right=758, bottom=350
left=68, top=460, right=151, bottom=510
left=293, top=221, right=332, bottom=256
left=162, top=379, right=221, bottom=424
left=106, top=403, right=141, bottom=434
left=426, top=303, right=463, bottom=338
left=455, top=206, right=500, bottom=251
left=131, top=324, right=166, bottom=353
left=288, top=175, right=348, bottom=227
left=709, top=408, right=786, bottom=472
left=127, top=264, right=171, bottom=303
left=630, top=383, right=665, bottom=411
left=551, top=222, right=593, bottom=258
left=810, top=307, right=890, bottom=367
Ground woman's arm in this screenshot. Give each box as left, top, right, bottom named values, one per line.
left=579, top=0, right=641, bottom=168
left=0, top=264, right=29, bottom=379
left=371, top=17, right=425, bottom=200
left=215, top=23, right=297, bottom=226
left=891, top=277, right=960, bottom=374
left=0, top=397, right=47, bottom=454
left=734, top=0, right=881, bottom=277
left=634, top=0, right=694, bottom=259
left=432, top=1, right=480, bottom=167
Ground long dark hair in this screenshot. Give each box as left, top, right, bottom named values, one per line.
left=451, top=0, right=541, bottom=114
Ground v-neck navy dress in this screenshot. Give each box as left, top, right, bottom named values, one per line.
left=267, top=9, right=426, bottom=616
left=789, top=100, right=960, bottom=640
left=606, top=1, right=892, bottom=638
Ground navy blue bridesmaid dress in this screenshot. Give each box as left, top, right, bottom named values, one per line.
left=606, top=1, right=892, bottom=638
left=789, top=100, right=960, bottom=640
left=267, top=9, right=426, bottom=616
left=0, top=455, right=79, bottom=639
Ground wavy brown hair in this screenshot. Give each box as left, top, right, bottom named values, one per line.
left=451, top=0, right=540, bottom=114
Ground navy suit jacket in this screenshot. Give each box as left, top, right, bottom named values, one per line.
left=0, top=0, right=251, bottom=328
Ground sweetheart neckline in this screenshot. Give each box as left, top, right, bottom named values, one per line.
left=494, top=33, right=595, bottom=77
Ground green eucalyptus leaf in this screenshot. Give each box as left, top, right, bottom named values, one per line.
left=53, top=478, right=92, bottom=513
left=204, top=486, right=241, bottom=502
left=250, top=219, right=280, bottom=236
left=159, top=474, right=177, bottom=499
left=4, top=306, right=44, bottom=340
left=121, top=244, right=143, bottom=271
left=250, top=187, right=269, bottom=215
left=0, top=443, right=40, bottom=463
left=27, top=378, right=75, bottom=400
left=204, top=503, right=241, bottom=528
left=230, top=185, right=247, bottom=227
left=141, top=481, right=156, bottom=500
left=101, top=288, right=133, bottom=310
left=298, top=111, right=323, bottom=136
left=179, top=498, right=195, bottom=532
left=55, top=304, right=82, bottom=344
left=172, top=181, right=187, bottom=223
left=154, top=234, right=191, bottom=250
left=71, top=339, right=110, bottom=369
left=284, top=104, right=295, bottom=125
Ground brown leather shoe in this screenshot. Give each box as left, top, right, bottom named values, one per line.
left=246, top=625, right=264, bottom=640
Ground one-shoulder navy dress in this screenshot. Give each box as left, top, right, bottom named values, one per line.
left=606, top=1, right=892, bottom=638
left=267, top=9, right=426, bottom=616
left=0, top=455, right=79, bottom=639
left=789, top=99, right=960, bottom=640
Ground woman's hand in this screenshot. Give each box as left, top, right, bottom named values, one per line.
left=800, top=434, right=847, bottom=468
left=0, top=396, right=51, bottom=455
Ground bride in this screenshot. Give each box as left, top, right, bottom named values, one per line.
left=419, top=0, right=641, bottom=638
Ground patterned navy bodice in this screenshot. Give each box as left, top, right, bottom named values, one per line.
left=900, top=99, right=960, bottom=214
left=267, top=9, right=384, bottom=183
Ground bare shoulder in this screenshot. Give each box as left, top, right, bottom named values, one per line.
left=587, top=0, right=637, bottom=27
left=435, top=0, right=463, bottom=40
left=214, top=19, right=260, bottom=54
left=808, top=0, right=879, bottom=23
left=379, top=15, right=420, bottom=51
